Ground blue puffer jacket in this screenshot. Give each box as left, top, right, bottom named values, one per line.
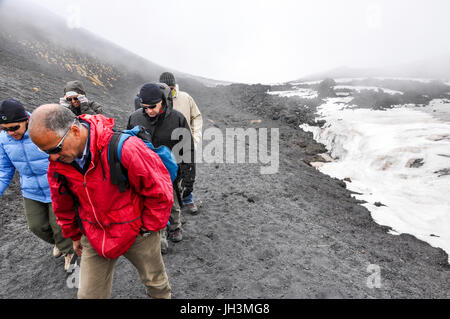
left=0, top=122, right=51, bottom=203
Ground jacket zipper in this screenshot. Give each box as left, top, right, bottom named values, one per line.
left=83, top=160, right=107, bottom=258
left=20, top=136, right=47, bottom=199
left=20, top=138, right=44, bottom=198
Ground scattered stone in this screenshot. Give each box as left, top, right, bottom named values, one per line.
left=430, top=234, right=440, bottom=238
left=343, top=177, right=352, bottom=183
left=309, top=162, right=324, bottom=168
left=305, top=143, right=327, bottom=155
left=335, top=179, right=346, bottom=188
left=318, top=153, right=333, bottom=162
left=405, top=158, right=424, bottom=168
left=297, top=141, right=308, bottom=148
left=434, top=168, right=450, bottom=177
left=374, top=202, right=386, bottom=207
left=427, top=134, right=450, bottom=141
left=315, top=120, right=326, bottom=127
left=205, top=232, right=215, bottom=240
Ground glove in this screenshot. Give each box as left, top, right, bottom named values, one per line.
left=77, top=95, right=88, bottom=103
left=59, top=97, right=71, bottom=107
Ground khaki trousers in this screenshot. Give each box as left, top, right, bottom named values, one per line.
left=77, top=232, right=171, bottom=299
left=23, top=197, right=73, bottom=254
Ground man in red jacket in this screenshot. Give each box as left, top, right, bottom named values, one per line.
left=28, top=104, right=173, bottom=299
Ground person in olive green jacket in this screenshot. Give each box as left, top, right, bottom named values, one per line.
left=60, top=80, right=103, bottom=116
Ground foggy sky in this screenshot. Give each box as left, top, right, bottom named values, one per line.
left=24, top=0, right=450, bottom=84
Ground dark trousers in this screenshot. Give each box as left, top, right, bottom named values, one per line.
left=23, top=197, right=73, bottom=254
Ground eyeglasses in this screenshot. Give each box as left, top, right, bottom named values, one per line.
left=39, top=120, right=76, bottom=154
left=142, top=103, right=159, bottom=110
left=66, top=97, right=79, bottom=102
left=2, top=125, right=21, bottom=132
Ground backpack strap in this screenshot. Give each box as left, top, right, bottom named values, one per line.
left=53, top=172, right=84, bottom=232
left=107, top=132, right=131, bottom=193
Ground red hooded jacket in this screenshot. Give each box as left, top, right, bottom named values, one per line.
left=47, top=114, right=173, bottom=259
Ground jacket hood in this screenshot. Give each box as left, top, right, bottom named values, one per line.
left=160, top=97, right=173, bottom=120
left=64, top=80, right=86, bottom=95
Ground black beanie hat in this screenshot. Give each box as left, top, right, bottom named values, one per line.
left=159, top=72, right=176, bottom=87
left=139, top=83, right=163, bottom=105
left=0, top=99, right=28, bottom=124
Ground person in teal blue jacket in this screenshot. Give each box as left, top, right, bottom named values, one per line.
left=0, top=98, right=74, bottom=271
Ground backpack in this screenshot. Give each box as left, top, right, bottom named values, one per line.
left=107, top=125, right=178, bottom=193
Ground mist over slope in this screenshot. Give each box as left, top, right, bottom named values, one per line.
left=295, top=56, right=450, bottom=83
left=0, top=0, right=211, bottom=126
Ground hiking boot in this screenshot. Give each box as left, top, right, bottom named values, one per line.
left=160, top=229, right=169, bottom=255
left=183, top=202, right=198, bottom=215
left=64, top=253, right=77, bottom=272
left=53, top=245, right=62, bottom=258
left=170, top=228, right=183, bottom=242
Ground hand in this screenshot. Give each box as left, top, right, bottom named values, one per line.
left=73, top=239, right=83, bottom=257
left=77, top=95, right=88, bottom=103
left=59, top=97, right=70, bottom=107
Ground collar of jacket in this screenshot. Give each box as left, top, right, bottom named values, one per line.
left=50, top=114, right=114, bottom=175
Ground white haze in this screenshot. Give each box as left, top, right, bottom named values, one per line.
left=21, top=0, right=450, bottom=84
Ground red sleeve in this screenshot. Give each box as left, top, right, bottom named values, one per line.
left=120, top=137, right=173, bottom=231
left=47, top=166, right=82, bottom=241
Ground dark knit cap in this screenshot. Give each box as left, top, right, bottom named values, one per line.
left=139, top=83, right=163, bottom=105
left=159, top=72, right=176, bottom=87
left=0, top=99, right=28, bottom=124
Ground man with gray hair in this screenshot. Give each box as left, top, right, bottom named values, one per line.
left=28, top=104, right=173, bottom=299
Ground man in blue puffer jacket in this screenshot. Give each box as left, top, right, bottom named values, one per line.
left=0, top=98, right=74, bottom=271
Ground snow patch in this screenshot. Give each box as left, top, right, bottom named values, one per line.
left=268, top=88, right=318, bottom=99
left=300, top=97, right=450, bottom=262
left=335, top=85, right=403, bottom=95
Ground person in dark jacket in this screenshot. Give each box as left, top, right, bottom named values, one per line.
left=127, top=83, right=195, bottom=253
left=159, top=72, right=202, bottom=215
left=60, top=80, right=103, bottom=116
left=0, top=99, right=74, bottom=271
